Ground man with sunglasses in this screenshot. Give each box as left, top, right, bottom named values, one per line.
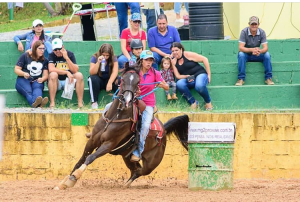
left=48, top=38, right=84, bottom=109
left=235, top=16, right=274, bottom=86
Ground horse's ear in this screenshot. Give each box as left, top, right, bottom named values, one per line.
left=124, top=62, right=129, bottom=70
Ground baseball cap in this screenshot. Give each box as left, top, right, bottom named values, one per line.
left=131, top=13, right=141, bottom=21
left=249, top=16, right=259, bottom=25
left=32, top=19, right=44, bottom=27
left=140, top=50, right=154, bottom=60
left=52, top=38, right=63, bottom=50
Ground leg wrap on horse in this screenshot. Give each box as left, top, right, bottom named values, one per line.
left=53, top=175, right=71, bottom=190
left=71, top=164, right=87, bottom=180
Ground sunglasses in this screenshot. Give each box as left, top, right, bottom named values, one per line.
left=53, top=48, right=62, bottom=51
left=133, top=21, right=141, bottom=24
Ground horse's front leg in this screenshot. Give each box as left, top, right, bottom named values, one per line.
left=68, top=142, right=113, bottom=182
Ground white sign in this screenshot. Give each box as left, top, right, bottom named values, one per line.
left=0, top=95, right=5, bottom=161
left=188, top=122, right=236, bottom=143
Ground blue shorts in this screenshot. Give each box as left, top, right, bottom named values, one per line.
left=58, top=80, right=66, bottom=90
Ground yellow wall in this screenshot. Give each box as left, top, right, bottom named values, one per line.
left=1, top=112, right=300, bottom=181
left=224, top=2, right=300, bottom=39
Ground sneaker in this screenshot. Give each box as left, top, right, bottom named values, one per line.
left=91, top=102, right=98, bottom=109
left=191, top=100, right=199, bottom=110
left=172, top=94, right=178, bottom=100
left=32, top=96, right=42, bottom=108
left=265, top=78, right=274, bottom=85
left=40, top=97, right=48, bottom=108
left=130, top=154, right=140, bottom=162
left=235, top=79, right=244, bottom=86
left=167, top=94, right=171, bottom=100
left=175, top=18, right=184, bottom=23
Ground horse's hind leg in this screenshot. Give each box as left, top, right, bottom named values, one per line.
left=122, top=156, right=143, bottom=187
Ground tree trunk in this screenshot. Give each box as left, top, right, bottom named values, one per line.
left=43, top=3, right=58, bottom=17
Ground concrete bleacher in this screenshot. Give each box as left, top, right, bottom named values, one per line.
left=1, top=39, right=300, bottom=111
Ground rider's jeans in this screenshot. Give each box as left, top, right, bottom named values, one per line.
left=132, top=106, right=154, bottom=158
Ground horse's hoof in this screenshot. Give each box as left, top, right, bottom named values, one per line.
left=64, top=176, right=77, bottom=188
left=124, top=179, right=132, bottom=188
left=53, top=175, right=69, bottom=190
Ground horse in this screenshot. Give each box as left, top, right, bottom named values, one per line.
left=54, top=65, right=189, bottom=190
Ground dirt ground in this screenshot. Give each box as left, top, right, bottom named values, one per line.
left=0, top=178, right=299, bottom=202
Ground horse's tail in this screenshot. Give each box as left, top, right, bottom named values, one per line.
left=164, top=114, right=189, bottom=151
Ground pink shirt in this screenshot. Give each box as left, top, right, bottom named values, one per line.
left=121, top=28, right=146, bottom=52
left=139, top=68, right=164, bottom=107
left=31, top=35, right=40, bottom=48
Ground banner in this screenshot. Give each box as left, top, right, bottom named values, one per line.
left=188, top=122, right=236, bottom=143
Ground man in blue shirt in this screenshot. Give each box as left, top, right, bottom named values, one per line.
left=148, top=14, right=181, bottom=70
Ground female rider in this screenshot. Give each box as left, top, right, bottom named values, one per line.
left=130, top=50, right=169, bottom=162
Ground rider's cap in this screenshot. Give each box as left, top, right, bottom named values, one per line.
left=140, top=50, right=154, bottom=60
left=32, top=19, right=44, bottom=27
left=52, top=38, right=63, bottom=50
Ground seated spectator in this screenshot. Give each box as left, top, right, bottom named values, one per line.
left=148, top=14, right=181, bottom=70
left=14, top=40, right=49, bottom=108
left=129, top=39, right=144, bottom=66
left=118, top=13, right=146, bottom=70
left=88, top=43, right=120, bottom=110
left=114, top=2, right=141, bottom=37
left=160, top=56, right=178, bottom=100
left=48, top=38, right=84, bottom=109
left=170, top=42, right=213, bottom=110
left=235, top=16, right=274, bottom=86
left=13, top=19, right=52, bottom=58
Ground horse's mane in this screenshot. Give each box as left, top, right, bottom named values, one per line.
left=122, top=62, right=140, bottom=76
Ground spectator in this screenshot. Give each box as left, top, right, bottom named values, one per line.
left=235, top=16, right=274, bottom=86
left=129, top=39, right=144, bottom=66
left=170, top=42, right=213, bottom=110
left=142, top=3, right=164, bottom=34
left=13, top=19, right=52, bottom=58
left=130, top=50, right=169, bottom=162
left=114, top=2, right=141, bottom=37
left=48, top=38, right=84, bottom=109
left=174, top=2, right=189, bottom=23
left=160, top=56, right=177, bottom=100
left=118, top=13, right=146, bottom=70
left=14, top=40, right=49, bottom=108
left=88, top=43, right=120, bottom=110
left=148, top=14, right=181, bottom=70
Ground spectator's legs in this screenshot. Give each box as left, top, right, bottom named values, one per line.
left=261, top=52, right=273, bottom=80
left=87, top=75, right=106, bottom=103
left=176, top=78, right=195, bottom=105
left=170, top=81, right=177, bottom=95
left=194, top=73, right=211, bottom=104
left=174, top=2, right=182, bottom=19
left=142, top=8, right=164, bottom=34
left=74, top=72, right=84, bottom=108
left=184, top=2, right=189, bottom=13
left=15, top=77, right=34, bottom=106
left=118, top=54, right=129, bottom=70
left=31, top=81, right=44, bottom=105
left=48, top=72, right=59, bottom=108
left=237, top=52, right=249, bottom=81
left=152, top=52, right=162, bottom=70
left=127, top=2, right=141, bottom=14
left=115, top=3, right=129, bottom=37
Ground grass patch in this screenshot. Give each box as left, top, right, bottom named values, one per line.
left=0, top=2, right=71, bottom=33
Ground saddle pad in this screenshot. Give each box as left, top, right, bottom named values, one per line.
left=148, top=118, right=163, bottom=139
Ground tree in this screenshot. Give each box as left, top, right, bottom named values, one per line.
left=43, top=3, right=58, bottom=17
left=43, top=3, right=72, bottom=17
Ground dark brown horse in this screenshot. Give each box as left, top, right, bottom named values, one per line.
left=54, top=65, right=189, bottom=190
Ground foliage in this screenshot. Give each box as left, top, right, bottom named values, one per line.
left=0, top=2, right=72, bottom=33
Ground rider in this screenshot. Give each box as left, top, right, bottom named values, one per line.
left=129, top=39, right=143, bottom=66
left=131, top=50, right=169, bottom=162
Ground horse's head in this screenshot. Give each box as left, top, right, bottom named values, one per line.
left=118, top=63, right=140, bottom=109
